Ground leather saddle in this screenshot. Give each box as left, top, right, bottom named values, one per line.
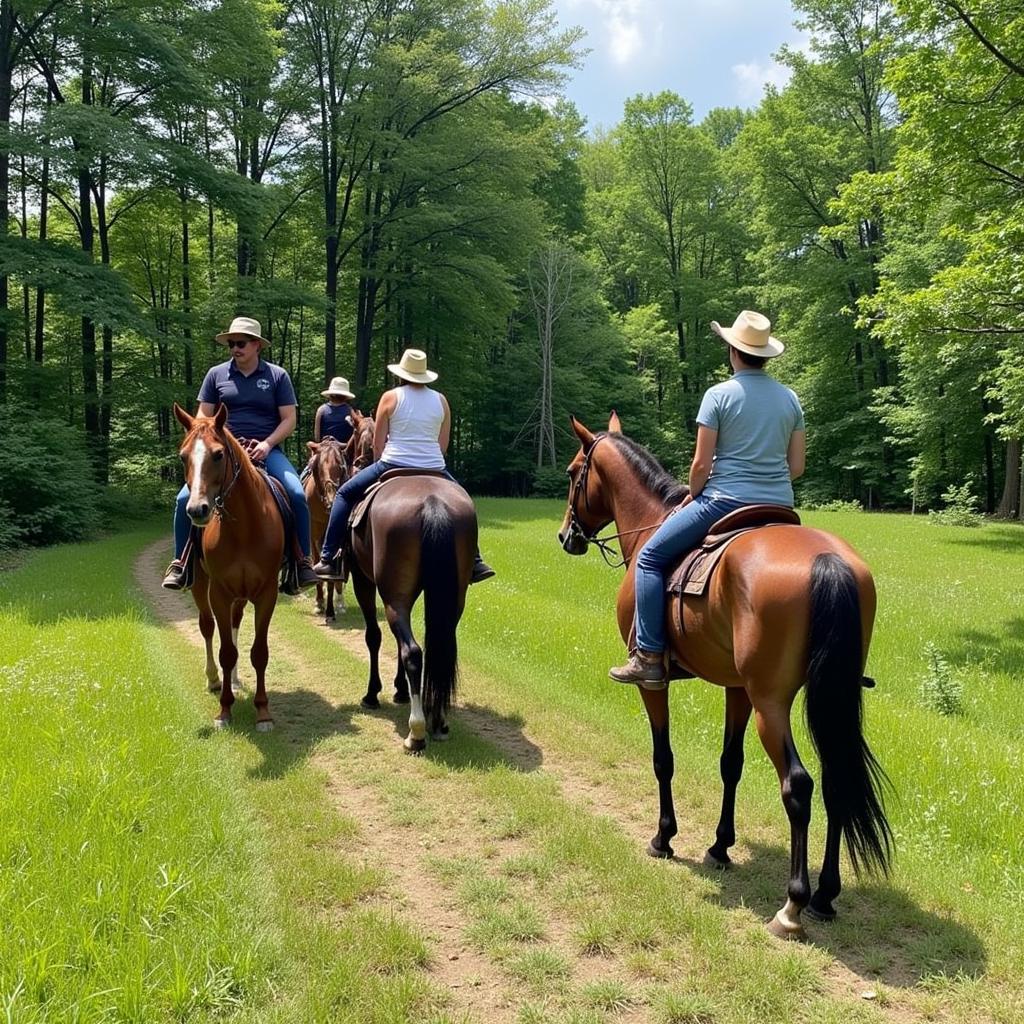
left=666, top=503, right=800, bottom=598
left=349, top=468, right=449, bottom=532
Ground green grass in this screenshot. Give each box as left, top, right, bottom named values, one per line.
left=3, top=504, right=1024, bottom=1023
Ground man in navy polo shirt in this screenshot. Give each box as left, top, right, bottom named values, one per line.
left=162, top=316, right=319, bottom=591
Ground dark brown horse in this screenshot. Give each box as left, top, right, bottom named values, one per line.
left=304, top=436, right=349, bottom=622
left=349, top=474, right=477, bottom=752
left=558, top=414, right=892, bottom=940
left=174, top=402, right=283, bottom=731
left=344, top=410, right=375, bottom=472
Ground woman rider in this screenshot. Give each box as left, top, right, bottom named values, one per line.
left=314, top=376, right=356, bottom=444
left=312, top=348, right=494, bottom=584
left=162, top=316, right=319, bottom=592
left=610, top=310, right=806, bottom=685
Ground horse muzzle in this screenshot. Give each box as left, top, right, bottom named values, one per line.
left=186, top=501, right=212, bottom=527
left=558, top=528, right=589, bottom=556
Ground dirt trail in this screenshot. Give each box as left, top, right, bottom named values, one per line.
left=134, top=540, right=902, bottom=1019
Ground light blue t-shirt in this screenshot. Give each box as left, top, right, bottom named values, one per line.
left=696, top=369, right=805, bottom=506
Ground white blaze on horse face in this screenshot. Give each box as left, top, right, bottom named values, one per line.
left=189, top=438, right=208, bottom=505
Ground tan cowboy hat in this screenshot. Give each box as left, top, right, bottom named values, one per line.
left=709, top=310, right=785, bottom=358
left=321, top=375, right=355, bottom=399
left=215, top=315, right=269, bottom=347
left=388, top=348, right=438, bottom=384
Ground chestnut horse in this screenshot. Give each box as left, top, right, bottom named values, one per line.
left=174, top=403, right=282, bottom=731
left=349, top=474, right=477, bottom=752
left=304, top=436, right=349, bottom=622
left=558, top=414, right=892, bottom=941
left=344, top=410, right=374, bottom=472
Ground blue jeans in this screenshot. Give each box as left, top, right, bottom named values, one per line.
left=320, top=460, right=458, bottom=560
left=634, top=494, right=746, bottom=653
left=174, top=446, right=311, bottom=559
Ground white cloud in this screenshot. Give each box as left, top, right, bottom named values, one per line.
left=730, top=30, right=812, bottom=104
left=569, top=0, right=648, bottom=67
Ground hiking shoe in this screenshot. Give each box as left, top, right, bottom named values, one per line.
left=297, top=558, right=320, bottom=589
left=609, top=650, right=668, bottom=690
left=161, top=559, right=188, bottom=591
left=470, top=558, right=496, bottom=584
left=312, top=555, right=344, bottom=581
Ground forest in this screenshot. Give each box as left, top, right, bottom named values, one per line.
left=1, top=0, right=1023, bottom=547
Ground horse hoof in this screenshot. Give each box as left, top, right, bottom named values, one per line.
left=325, top=615, right=335, bottom=624
left=430, top=725, right=450, bottom=742
left=361, top=695, right=380, bottom=710
left=213, top=717, right=231, bottom=730
left=392, top=691, right=410, bottom=705
left=805, top=902, right=836, bottom=923
left=404, top=736, right=427, bottom=755
left=767, top=912, right=806, bottom=942
left=646, top=841, right=674, bottom=860
left=255, top=720, right=274, bottom=733
left=703, top=849, right=731, bottom=870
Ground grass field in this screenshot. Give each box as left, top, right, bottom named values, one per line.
left=1, top=503, right=1022, bottom=1023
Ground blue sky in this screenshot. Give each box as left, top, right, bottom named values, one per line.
left=551, top=0, right=806, bottom=130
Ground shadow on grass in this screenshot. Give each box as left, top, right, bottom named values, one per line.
left=944, top=615, right=1024, bottom=679
left=680, top=840, right=986, bottom=987
left=945, top=524, right=1024, bottom=555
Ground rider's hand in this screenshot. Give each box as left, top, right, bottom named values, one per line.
left=669, top=494, right=693, bottom=517
left=251, top=440, right=271, bottom=463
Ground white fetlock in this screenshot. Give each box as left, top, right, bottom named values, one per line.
left=408, top=694, right=427, bottom=741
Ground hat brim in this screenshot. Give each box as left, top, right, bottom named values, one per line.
left=388, top=363, right=438, bottom=383
left=710, top=321, right=784, bottom=358
left=321, top=388, right=355, bottom=399
left=215, top=331, right=269, bottom=347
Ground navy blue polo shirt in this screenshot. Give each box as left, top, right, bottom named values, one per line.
left=197, top=358, right=297, bottom=442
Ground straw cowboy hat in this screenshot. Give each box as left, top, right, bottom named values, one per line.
left=388, top=348, right=438, bottom=384
left=321, top=376, right=355, bottom=399
left=215, top=315, right=269, bottom=347
left=710, top=310, right=785, bottom=358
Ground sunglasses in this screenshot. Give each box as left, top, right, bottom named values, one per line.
left=226, top=338, right=252, bottom=349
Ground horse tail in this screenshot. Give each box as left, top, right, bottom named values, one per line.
left=805, top=552, right=893, bottom=876
left=420, top=494, right=460, bottom=719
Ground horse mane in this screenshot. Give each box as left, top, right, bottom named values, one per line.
left=604, top=432, right=688, bottom=508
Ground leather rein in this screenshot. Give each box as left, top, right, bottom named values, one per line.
left=567, top=434, right=667, bottom=569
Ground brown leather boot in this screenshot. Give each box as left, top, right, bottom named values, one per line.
left=609, top=650, right=668, bottom=690
left=161, top=558, right=188, bottom=591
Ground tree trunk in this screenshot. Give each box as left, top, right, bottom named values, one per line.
left=180, top=189, right=193, bottom=387
left=996, top=438, right=1021, bottom=519
left=0, top=0, right=14, bottom=400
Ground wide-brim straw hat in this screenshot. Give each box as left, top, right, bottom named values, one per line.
left=710, top=310, right=784, bottom=358
left=321, top=376, right=355, bottom=399
left=388, top=348, right=438, bottom=383
left=215, top=316, right=269, bottom=347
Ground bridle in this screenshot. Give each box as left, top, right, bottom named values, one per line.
left=313, top=439, right=345, bottom=509
left=566, top=433, right=667, bottom=569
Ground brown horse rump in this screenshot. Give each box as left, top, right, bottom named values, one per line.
left=666, top=504, right=801, bottom=598
left=349, top=469, right=449, bottom=532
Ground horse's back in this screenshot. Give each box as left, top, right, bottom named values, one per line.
left=675, top=524, right=875, bottom=689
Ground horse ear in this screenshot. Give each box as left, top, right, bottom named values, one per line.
left=351, top=409, right=363, bottom=426
left=213, top=403, right=228, bottom=430
left=608, top=410, right=622, bottom=433
left=570, top=415, right=595, bottom=449
left=307, top=441, right=319, bottom=453
left=173, top=403, right=194, bottom=431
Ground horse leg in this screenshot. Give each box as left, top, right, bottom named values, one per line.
left=755, top=702, right=813, bottom=941
left=384, top=604, right=425, bottom=754
left=640, top=687, right=678, bottom=859
left=337, top=570, right=347, bottom=615
left=211, top=590, right=238, bottom=728
left=250, top=589, right=277, bottom=733
left=392, top=653, right=409, bottom=705
left=351, top=566, right=383, bottom=709
left=705, top=687, right=753, bottom=868
left=807, top=797, right=843, bottom=922
left=230, top=600, right=245, bottom=693
left=325, top=580, right=335, bottom=623
left=315, top=581, right=325, bottom=615
left=193, top=571, right=219, bottom=692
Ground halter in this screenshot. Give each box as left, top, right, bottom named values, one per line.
left=567, top=434, right=666, bottom=569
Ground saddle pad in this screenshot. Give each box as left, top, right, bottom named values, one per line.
left=350, top=470, right=450, bottom=532
left=667, top=522, right=794, bottom=598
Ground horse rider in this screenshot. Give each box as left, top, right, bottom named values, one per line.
left=301, top=375, right=356, bottom=482
left=162, top=316, right=320, bottom=591
left=312, top=348, right=495, bottom=584
left=610, top=310, right=806, bottom=686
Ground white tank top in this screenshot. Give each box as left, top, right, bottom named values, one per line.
left=381, top=386, right=446, bottom=468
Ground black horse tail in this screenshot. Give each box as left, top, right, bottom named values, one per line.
left=420, top=494, right=460, bottom=721
left=805, top=552, right=893, bottom=876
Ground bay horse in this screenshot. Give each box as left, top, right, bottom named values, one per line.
left=344, top=410, right=375, bottom=472
left=174, top=402, right=282, bottom=732
left=304, top=436, right=349, bottom=622
left=349, top=474, right=477, bottom=752
left=558, top=413, right=892, bottom=941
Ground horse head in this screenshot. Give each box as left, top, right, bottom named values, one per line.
left=174, top=402, right=239, bottom=528
left=306, top=436, right=348, bottom=508
left=557, top=412, right=620, bottom=555
left=346, top=410, right=375, bottom=472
